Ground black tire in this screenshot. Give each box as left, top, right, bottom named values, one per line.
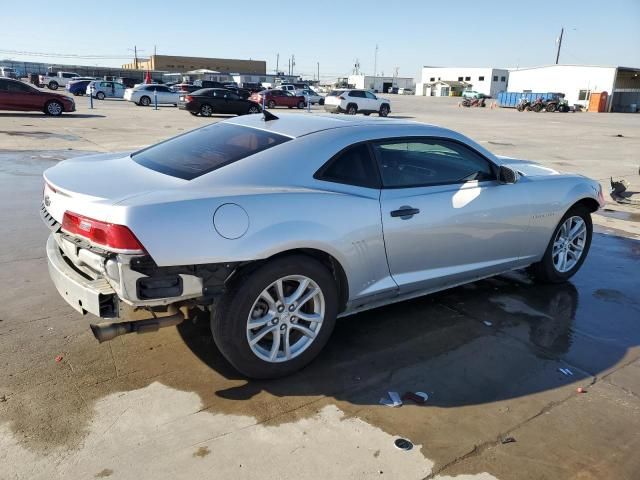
left=48, top=81, right=59, bottom=90
left=532, top=103, right=543, bottom=112
left=546, top=103, right=557, bottom=113
left=211, top=255, right=338, bottom=379
left=96, top=91, right=105, bottom=100
left=139, top=96, right=151, bottom=106
left=379, top=104, right=390, bottom=117
left=319, top=98, right=325, bottom=106
left=529, top=205, right=592, bottom=283
left=346, top=103, right=358, bottom=115
left=297, top=101, right=305, bottom=109
left=44, top=100, right=63, bottom=116
left=267, top=100, right=276, bottom=109
left=517, top=104, right=525, bottom=112
left=200, top=104, right=213, bottom=116
left=247, top=105, right=261, bottom=114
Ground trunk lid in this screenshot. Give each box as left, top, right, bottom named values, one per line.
left=43, top=151, right=184, bottom=223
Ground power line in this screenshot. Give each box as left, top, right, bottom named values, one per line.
left=0, top=48, right=134, bottom=60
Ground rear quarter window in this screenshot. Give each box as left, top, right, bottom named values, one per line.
left=132, top=123, right=291, bottom=180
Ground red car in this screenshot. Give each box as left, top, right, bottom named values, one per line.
left=0, top=78, right=75, bottom=116
left=249, top=89, right=306, bottom=109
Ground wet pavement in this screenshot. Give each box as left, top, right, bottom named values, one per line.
left=1, top=102, right=640, bottom=479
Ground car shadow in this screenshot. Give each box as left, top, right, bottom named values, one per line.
left=177, top=232, right=640, bottom=408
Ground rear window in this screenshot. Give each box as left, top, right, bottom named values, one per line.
left=327, top=90, right=345, bottom=96
left=132, top=123, right=291, bottom=180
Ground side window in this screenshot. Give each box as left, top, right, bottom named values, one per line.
left=372, top=139, right=495, bottom=188
left=315, top=144, right=380, bottom=189
left=365, top=91, right=376, bottom=99
left=6, top=81, right=32, bottom=93
left=349, top=90, right=365, bottom=98
left=0, top=80, right=9, bottom=91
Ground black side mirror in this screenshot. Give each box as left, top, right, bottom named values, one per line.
left=498, top=165, right=519, bottom=184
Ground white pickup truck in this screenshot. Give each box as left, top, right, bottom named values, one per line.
left=39, top=72, right=81, bottom=90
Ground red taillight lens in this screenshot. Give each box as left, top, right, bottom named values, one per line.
left=339, top=96, right=345, bottom=100
left=185, top=95, right=193, bottom=102
left=62, top=211, right=145, bottom=253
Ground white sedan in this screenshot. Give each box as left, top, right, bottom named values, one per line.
left=123, top=84, right=180, bottom=106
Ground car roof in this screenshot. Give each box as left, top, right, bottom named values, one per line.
left=225, top=113, right=420, bottom=138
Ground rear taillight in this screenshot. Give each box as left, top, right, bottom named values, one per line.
left=62, top=211, right=145, bottom=253
left=339, top=96, right=345, bottom=100
left=185, top=95, right=193, bottom=102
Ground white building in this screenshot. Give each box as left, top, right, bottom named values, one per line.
left=347, top=75, right=414, bottom=93
left=416, top=67, right=509, bottom=97
left=507, top=65, right=640, bottom=112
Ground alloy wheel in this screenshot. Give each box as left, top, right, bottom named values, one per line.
left=47, top=102, right=62, bottom=115
left=552, top=216, right=587, bottom=273
left=246, top=275, right=325, bottom=363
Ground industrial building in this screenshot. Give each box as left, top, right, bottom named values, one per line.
left=347, top=75, right=414, bottom=93
left=416, top=67, right=509, bottom=97
left=122, top=55, right=266, bottom=75
left=507, top=65, right=640, bottom=112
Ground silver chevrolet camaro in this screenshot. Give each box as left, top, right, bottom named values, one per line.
left=41, top=113, right=604, bottom=378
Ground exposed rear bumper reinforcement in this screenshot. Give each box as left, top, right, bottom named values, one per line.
left=90, top=311, right=185, bottom=342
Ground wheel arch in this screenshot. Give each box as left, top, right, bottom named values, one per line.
left=233, top=247, right=350, bottom=313
left=571, top=197, right=600, bottom=213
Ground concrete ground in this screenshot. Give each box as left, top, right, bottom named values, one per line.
left=1, top=94, right=639, bottom=480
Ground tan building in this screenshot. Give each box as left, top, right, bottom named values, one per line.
left=123, top=55, right=266, bottom=74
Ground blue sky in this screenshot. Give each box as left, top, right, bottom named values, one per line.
left=3, top=0, right=639, bottom=81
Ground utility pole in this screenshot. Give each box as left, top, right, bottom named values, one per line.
left=317, top=62, right=320, bottom=83
left=373, top=44, right=378, bottom=77
left=288, top=58, right=291, bottom=76
left=153, top=45, right=156, bottom=57
left=134, top=45, right=138, bottom=69
left=555, top=27, right=564, bottom=64
left=354, top=59, right=360, bottom=75
left=291, top=55, right=295, bottom=76
left=276, top=53, right=279, bottom=74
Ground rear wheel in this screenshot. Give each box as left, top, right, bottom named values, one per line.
left=532, top=103, right=543, bottom=112
left=44, top=100, right=63, bottom=116
left=48, top=81, right=59, bottom=90
left=346, top=103, right=358, bottom=115
left=267, top=100, right=276, bottom=109
left=379, top=104, right=390, bottom=117
left=530, top=205, right=592, bottom=283
left=139, top=96, right=151, bottom=106
left=96, top=91, right=105, bottom=100
left=200, top=104, right=213, bottom=116
left=211, top=255, right=338, bottom=379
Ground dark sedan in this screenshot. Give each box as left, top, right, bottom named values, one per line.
left=178, top=88, right=262, bottom=117
left=0, top=78, right=75, bottom=116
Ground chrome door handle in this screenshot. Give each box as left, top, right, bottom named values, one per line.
left=390, top=206, right=420, bottom=219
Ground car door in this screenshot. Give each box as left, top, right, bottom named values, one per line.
left=348, top=90, right=366, bottom=110
left=376, top=137, right=533, bottom=294
left=0, top=79, right=12, bottom=109
left=114, top=83, right=125, bottom=98
left=223, top=91, right=245, bottom=114
left=5, top=80, right=41, bottom=110
left=102, top=82, right=114, bottom=97
left=364, top=91, right=379, bottom=112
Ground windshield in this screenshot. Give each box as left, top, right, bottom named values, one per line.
left=132, top=123, right=291, bottom=180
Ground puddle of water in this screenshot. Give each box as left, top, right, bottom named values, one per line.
left=597, top=209, right=640, bottom=222
left=0, top=130, right=80, bottom=141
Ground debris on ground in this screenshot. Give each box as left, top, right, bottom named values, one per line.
left=379, top=391, right=402, bottom=407
left=577, top=387, right=587, bottom=394
left=501, top=436, right=516, bottom=444
left=610, top=177, right=640, bottom=205
left=55, top=355, right=64, bottom=363
left=402, top=391, right=429, bottom=404
left=394, top=438, right=413, bottom=451
left=0, top=394, right=7, bottom=402
left=483, top=320, right=493, bottom=327
left=558, top=367, right=573, bottom=376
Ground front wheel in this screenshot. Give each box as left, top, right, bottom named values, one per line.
left=211, top=255, right=338, bottom=379
left=44, top=100, right=63, bottom=116
left=267, top=100, right=276, bottom=109
left=297, top=101, right=305, bottom=109
left=532, top=103, right=543, bottom=112
left=379, top=104, right=390, bottom=117
left=546, top=103, right=557, bottom=113
left=529, top=205, right=592, bottom=283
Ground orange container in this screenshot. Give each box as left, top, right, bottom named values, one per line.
left=588, top=92, right=608, bottom=112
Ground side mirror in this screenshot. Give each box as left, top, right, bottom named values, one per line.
left=498, top=165, right=519, bottom=184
